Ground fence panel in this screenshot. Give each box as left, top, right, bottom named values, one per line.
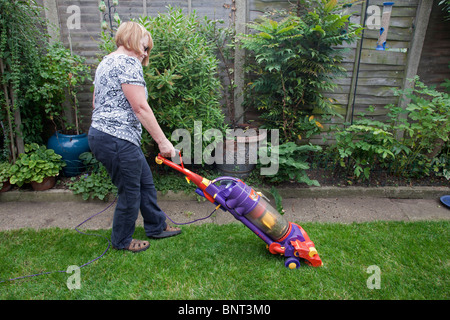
left=40, top=0, right=431, bottom=146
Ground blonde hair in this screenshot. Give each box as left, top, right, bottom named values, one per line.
left=115, top=21, right=153, bottom=66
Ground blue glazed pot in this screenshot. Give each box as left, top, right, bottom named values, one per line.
left=47, top=132, right=90, bottom=177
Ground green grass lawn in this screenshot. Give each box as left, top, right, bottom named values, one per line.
left=0, top=220, right=448, bottom=300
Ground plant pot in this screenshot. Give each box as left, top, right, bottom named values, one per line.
left=216, top=125, right=267, bottom=178
left=31, top=176, right=56, bottom=191
left=1, top=180, right=11, bottom=192
left=47, top=131, right=90, bottom=177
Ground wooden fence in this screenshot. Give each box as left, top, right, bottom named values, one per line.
left=38, top=0, right=443, bottom=144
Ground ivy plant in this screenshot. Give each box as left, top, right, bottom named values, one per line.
left=0, top=0, right=49, bottom=154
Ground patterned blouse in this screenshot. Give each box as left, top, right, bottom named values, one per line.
left=91, top=54, right=147, bottom=146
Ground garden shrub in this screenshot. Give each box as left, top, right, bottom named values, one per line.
left=239, top=0, right=362, bottom=143
left=328, top=77, right=450, bottom=181
left=34, top=41, right=91, bottom=134
left=0, top=0, right=49, bottom=148
left=332, top=120, right=396, bottom=180
left=1, top=0, right=91, bottom=150
left=389, top=77, right=450, bottom=179
left=260, top=141, right=322, bottom=186
left=137, top=7, right=227, bottom=158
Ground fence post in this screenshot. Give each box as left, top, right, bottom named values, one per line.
left=143, top=0, right=147, bottom=17
left=234, top=0, right=249, bottom=124
left=187, top=0, right=192, bottom=15
left=42, top=0, right=61, bottom=42
left=396, top=0, right=432, bottom=139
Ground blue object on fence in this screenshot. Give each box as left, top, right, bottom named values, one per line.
left=376, top=2, right=395, bottom=50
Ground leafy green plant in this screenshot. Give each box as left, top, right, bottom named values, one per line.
left=262, top=142, right=321, bottom=185
left=1, top=0, right=91, bottom=160
left=381, top=78, right=449, bottom=179
left=393, top=76, right=450, bottom=160
left=31, top=41, right=91, bottom=134
left=136, top=7, right=227, bottom=158
left=430, top=147, right=450, bottom=180
left=68, top=152, right=117, bottom=201
left=439, top=0, right=450, bottom=20
left=298, top=115, right=325, bottom=141
left=0, top=161, right=12, bottom=189
left=332, top=122, right=395, bottom=180
left=96, top=8, right=227, bottom=160
left=239, top=0, right=362, bottom=143
left=8, top=143, right=66, bottom=187
left=68, top=167, right=117, bottom=201
left=0, top=0, right=50, bottom=157
left=327, top=77, right=450, bottom=181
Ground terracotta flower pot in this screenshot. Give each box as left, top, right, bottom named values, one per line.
left=31, top=176, right=56, bottom=191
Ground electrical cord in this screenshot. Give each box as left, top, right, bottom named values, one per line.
left=162, top=183, right=232, bottom=226
left=0, top=193, right=221, bottom=284
left=163, top=206, right=219, bottom=226
left=0, top=197, right=117, bottom=284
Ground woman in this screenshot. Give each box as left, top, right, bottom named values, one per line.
left=89, top=21, right=181, bottom=253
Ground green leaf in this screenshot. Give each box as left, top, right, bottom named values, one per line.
left=259, top=32, right=273, bottom=40
left=312, top=25, right=325, bottom=35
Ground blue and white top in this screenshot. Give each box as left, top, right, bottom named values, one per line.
left=91, top=54, right=147, bottom=146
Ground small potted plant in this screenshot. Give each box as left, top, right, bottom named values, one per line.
left=8, top=143, right=66, bottom=191
left=0, top=161, right=12, bottom=192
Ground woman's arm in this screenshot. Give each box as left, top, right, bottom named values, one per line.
left=122, top=83, right=175, bottom=157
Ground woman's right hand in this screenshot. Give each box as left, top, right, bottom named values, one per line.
left=158, top=138, right=176, bottom=158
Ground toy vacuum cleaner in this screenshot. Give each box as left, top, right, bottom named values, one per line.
left=156, top=151, right=323, bottom=269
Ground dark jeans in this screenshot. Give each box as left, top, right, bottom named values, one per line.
left=88, top=127, right=166, bottom=249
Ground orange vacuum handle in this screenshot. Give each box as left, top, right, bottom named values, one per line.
left=155, top=151, right=215, bottom=204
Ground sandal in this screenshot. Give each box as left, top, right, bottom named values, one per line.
left=121, top=239, right=150, bottom=253
left=149, top=225, right=182, bottom=239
